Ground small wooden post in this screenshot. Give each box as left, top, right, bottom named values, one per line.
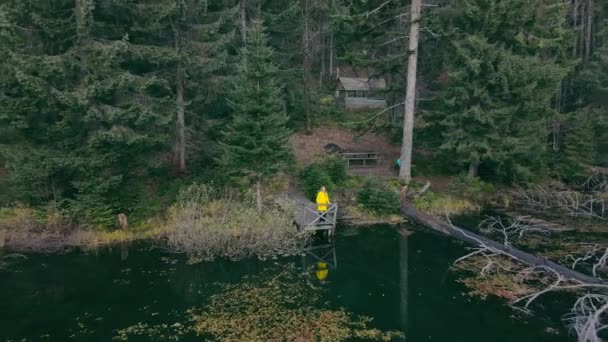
left=117, top=213, right=128, bottom=231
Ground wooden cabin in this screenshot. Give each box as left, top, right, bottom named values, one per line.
left=335, top=77, right=387, bottom=109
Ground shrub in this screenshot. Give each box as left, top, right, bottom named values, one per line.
left=322, top=157, right=349, bottom=185
left=413, top=191, right=479, bottom=216
left=299, top=157, right=348, bottom=201
left=449, top=175, right=494, bottom=203
left=357, top=179, right=400, bottom=215
left=0, top=204, right=82, bottom=252
left=300, top=167, right=334, bottom=201
left=165, top=183, right=311, bottom=261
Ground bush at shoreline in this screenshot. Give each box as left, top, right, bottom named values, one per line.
left=165, top=184, right=311, bottom=261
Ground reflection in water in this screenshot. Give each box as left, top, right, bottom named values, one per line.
left=302, top=243, right=338, bottom=282
left=399, top=228, right=410, bottom=334
left=120, top=241, right=130, bottom=261
left=0, top=226, right=569, bottom=342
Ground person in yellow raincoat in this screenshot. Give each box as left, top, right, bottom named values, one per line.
left=316, top=261, right=329, bottom=282
left=316, top=186, right=331, bottom=222
left=316, top=186, right=330, bottom=211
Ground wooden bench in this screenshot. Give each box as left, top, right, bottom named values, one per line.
left=340, top=152, right=382, bottom=168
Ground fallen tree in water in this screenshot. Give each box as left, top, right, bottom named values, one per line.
left=401, top=205, right=608, bottom=341
left=401, top=204, right=606, bottom=285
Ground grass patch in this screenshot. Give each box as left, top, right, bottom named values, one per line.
left=0, top=205, right=166, bottom=252
left=343, top=205, right=404, bottom=225
left=165, top=183, right=311, bottom=261
left=413, top=191, right=480, bottom=216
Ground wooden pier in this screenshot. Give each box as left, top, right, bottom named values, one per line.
left=287, top=193, right=338, bottom=237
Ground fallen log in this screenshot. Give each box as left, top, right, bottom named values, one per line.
left=401, top=204, right=608, bottom=285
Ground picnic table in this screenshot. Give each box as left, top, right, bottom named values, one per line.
left=340, top=152, right=382, bottom=168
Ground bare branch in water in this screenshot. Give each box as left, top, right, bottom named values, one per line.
left=449, top=213, right=608, bottom=341
left=479, top=216, right=550, bottom=246
left=511, top=185, right=606, bottom=219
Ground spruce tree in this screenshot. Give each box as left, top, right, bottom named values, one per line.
left=125, top=0, right=236, bottom=174
left=435, top=0, right=571, bottom=181
left=0, top=0, right=174, bottom=224
left=574, top=21, right=608, bottom=167
left=563, top=114, right=595, bottom=181
left=218, top=22, right=292, bottom=212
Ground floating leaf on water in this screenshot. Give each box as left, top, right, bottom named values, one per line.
left=190, top=264, right=404, bottom=341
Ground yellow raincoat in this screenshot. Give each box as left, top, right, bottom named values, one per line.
left=316, top=191, right=330, bottom=212
left=316, top=262, right=328, bottom=281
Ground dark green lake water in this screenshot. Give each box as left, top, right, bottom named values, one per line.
left=0, top=225, right=571, bottom=341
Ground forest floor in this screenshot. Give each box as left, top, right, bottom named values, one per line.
left=290, top=127, right=401, bottom=168
left=289, top=126, right=452, bottom=185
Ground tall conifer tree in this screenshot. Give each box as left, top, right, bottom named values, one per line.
left=218, top=22, right=292, bottom=213
left=436, top=0, right=571, bottom=180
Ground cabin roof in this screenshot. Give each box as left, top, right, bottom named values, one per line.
left=337, top=77, right=386, bottom=91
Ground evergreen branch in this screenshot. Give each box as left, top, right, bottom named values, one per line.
left=341, top=102, right=405, bottom=129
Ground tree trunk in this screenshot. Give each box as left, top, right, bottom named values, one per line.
left=552, top=82, right=562, bottom=152
left=75, top=0, right=84, bottom=42
left=468, top=161, right=479, bottom=178
left=256, top=0, right=262, bottom=20
left=175, top=29, right=186, bottom=174
left=255, top=179, right=262, bottom=214
left=399, top=229, right=409, bottom=333
left=240, top=0, right=247, bottom=44
left=75, top=0, right=89, bottom=72
left=552, top=120, right=560, bottom=152
left=580, top=0, right=586, bottom=57
left=399, top=0, right=422, bottom=182
left=320, top=27, right=325, bottom=87
left=401, top=204, right=608, bottom=286
left=329, top=33, right=334, bottom=77
left=573, top=0, right=579, bottom=57
left=303, top=0, right=313, bottom=134
left=585, top=0, right=594, bottom=61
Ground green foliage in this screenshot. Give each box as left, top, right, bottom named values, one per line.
left=300, top=167, right=335, bottom=201
left=0, top=0, right=606, bottom=229
left=357, top=179, right=400, bottom=215
left=449, top=175, right=494, bottom=203
left=217, top=23, right=292, bottom=187
left=561, top=114, right=596, bottom=182
left=433, top=0, right=572, bottom=181
left=413, top=191, right=479, bottom=217
left=299, top=157, right=349, bottom=200
left=322, top=156, right=349, bottom=185
left=569, top=41, right=608, bottom=168
left=0, top=0, right=237, bottom=227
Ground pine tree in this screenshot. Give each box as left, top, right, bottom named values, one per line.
left=218, top=22, right=292, bottom=212
left=563, top=114, right=595, bottom=181
left=435, top=0, right=571, bottom=181
left=573, top=14, right=608, bottom=167
left=126, top=0, right=237, bottom=174
left=0, top=0, right=174, bottom=224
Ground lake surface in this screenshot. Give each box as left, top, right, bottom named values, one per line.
left=0, top=225, right=570, bottom=341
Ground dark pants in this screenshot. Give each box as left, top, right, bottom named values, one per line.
left=318, top=211, right=328, bottom=223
